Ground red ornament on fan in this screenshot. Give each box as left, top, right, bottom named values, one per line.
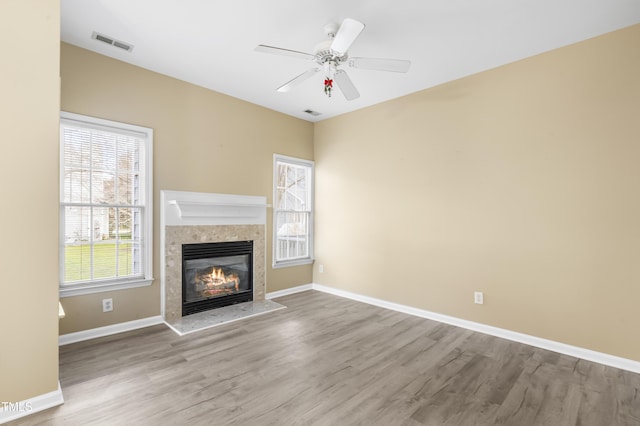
left=324, top=78, right=333, bottom=97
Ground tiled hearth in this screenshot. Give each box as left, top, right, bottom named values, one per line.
left=164, top=299, right=285, bottom=336
left=161, top=190, right=283, bottom=333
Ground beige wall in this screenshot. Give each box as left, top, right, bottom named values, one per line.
left=0, top=1, right=60, bottom=401
left=59, top=43, right=313, bottom=334
left=314, top=24, right=640, bottom=362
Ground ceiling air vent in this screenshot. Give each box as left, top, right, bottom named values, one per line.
left=91, top=31, right=134, bottom=52
left=303, top=109, right=321, bottom=116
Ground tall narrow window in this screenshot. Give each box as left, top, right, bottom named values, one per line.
left=60, top=112, right=153, bottom=296
left=273, top=154, right=314, bottom=268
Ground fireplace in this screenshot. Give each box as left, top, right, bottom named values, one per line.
left=161, top=191, right=267, bottom=325
left=182, top=240, right=253, bottom=316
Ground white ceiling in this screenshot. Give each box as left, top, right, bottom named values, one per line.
left=61, top=0, right=640, bottom=122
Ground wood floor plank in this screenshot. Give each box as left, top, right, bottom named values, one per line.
left=9, top=290, right=640, bottom=426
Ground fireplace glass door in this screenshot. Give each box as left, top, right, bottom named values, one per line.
left=182, top=241, right=253, bottom=316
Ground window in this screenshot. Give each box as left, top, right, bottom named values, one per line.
left=273, top=154, right=314, bottom=268
left=60, top=112, right=153, bottom=296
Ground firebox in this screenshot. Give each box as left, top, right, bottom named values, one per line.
left=182, top=240, right=253, bottom=316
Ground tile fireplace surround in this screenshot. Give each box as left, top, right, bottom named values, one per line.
left=161, top=190, right=268, bottom=325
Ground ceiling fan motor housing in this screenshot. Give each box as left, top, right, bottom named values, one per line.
left=313, top=38, right=347, bottom=67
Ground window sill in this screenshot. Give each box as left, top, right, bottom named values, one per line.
left=272, top=258, right=314, bottom=269
left=59, top=278, right=154, bottom=298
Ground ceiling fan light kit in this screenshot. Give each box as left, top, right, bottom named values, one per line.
left=255, top=18, right=411, bottom=101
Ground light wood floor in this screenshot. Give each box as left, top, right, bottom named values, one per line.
left=12, top=291, right=640, bottom=425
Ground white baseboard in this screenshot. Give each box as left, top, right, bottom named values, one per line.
left=0, top=381, right=64, bottom=424
left=308, top=283, right=640, bottom=375
left=59, top=316, right=164, bottom=346
left=265, top=283, right=313, bottom=300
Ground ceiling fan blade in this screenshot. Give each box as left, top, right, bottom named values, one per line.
left=348, top=57, right=411, bottom=73
left=277, top=68, right=320, bottom=92
left=254, top=45, right=315, bottom=60
left=330, top=18, right=365, bottom=56
left=333, top=70, right=360, bottom=101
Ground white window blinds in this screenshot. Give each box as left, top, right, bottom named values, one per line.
left=60, top=113, right=152, bottom=292
left=273, top=155, right=314, bottom=267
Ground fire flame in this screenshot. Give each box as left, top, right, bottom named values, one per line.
left=195, top=267, right=239, bottom=297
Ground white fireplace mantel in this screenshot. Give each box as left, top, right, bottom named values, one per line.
left=162, top=190, right=269, bottom=226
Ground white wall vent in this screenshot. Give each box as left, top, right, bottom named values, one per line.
left=91, top=31, right=134, bottom=52
left=303, top=109, right=321, bottom=116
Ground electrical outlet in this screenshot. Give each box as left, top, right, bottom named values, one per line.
left=319, top=264, right=324, bottom=273
left=102, top=298, right=113, bottom=312
left=474, top=292, right=484, bottom=305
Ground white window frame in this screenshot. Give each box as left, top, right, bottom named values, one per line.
left=59, top=111, right=153, bottom=297
left=273, top=154, right=314, bottom=268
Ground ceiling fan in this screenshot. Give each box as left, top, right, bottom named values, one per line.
left=255, top=18, right=411, bottom=101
